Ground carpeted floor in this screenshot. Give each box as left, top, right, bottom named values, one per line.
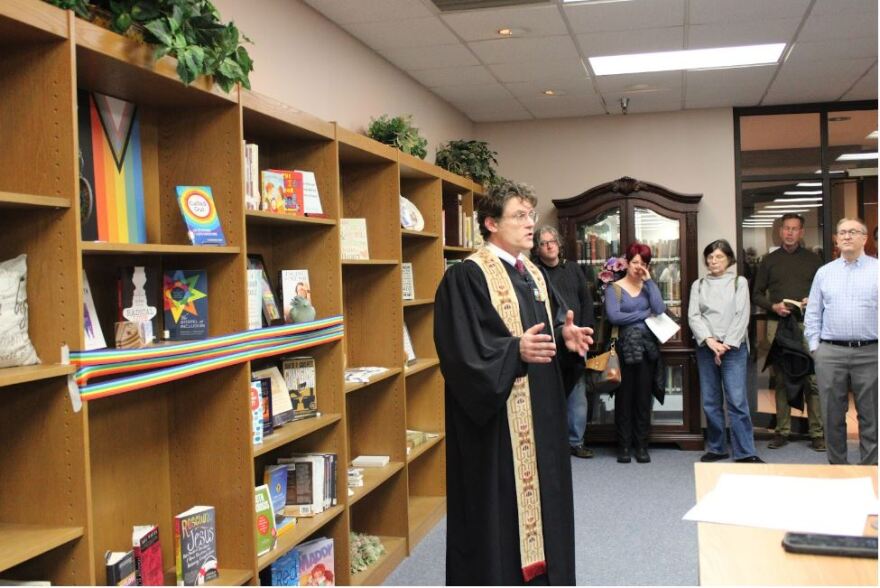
left=384, top=435, right=861, bottom=586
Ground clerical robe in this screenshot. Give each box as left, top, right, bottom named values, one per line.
left=434, top=258, right=576, bottom=586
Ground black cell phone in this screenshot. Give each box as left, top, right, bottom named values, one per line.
left=781, top=532, right=878, bottom=559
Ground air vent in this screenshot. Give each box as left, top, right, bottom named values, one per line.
left=430, top=0, right=551, bottom=12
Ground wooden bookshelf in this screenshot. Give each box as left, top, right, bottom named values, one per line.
left=253, top=413, right=342, bottom=458
left=406, top=433, right=444, bottom=464
left=344, top=367, right=402, bottom=395
left=256, top=505, right=345, bottom=571
left=0, top=523, right=84, bottom=572
left=401, top=229, right=439, bottom=239
left=403, top=298, right=434, bottom=308
left=404, top=358, right=439, bottom=377
left=245, top=210, right=337, bottom=227
left=407, top=495, right=446, bottom=548
left=350, top=536, right=407, bottom=586
left=348, top=462, right=405, bottom=506
left=0, top=191, right=70, bottom=210
left=80, top=242, right=241, bottom=255
left=0, top=364, right=75, bottom=389
left=163, top=566, right=254, bottom=586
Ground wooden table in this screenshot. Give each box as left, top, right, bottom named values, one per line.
left=694, top=463, right=878, bottom=586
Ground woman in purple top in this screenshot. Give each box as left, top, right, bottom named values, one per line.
left=605, top=243, right=666, bottom=464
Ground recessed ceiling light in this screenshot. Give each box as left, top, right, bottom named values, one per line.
left=796, top=182, right=822, bottom=187
left=496, top=27, right=527, bottom=37
left=543, top=89, right=556, bottom=96
left=497, top=28, right=514, bottom=36
left=589, top=43, right=785, bottom=76
left=836, top=152, right=879, bottom=161
left=783, top=190, right=822, bottom=195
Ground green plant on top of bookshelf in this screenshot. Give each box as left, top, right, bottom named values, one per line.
left=435, top=139, right=500, bottom=188
left=43, top=0, right=254, bottom=91
left=366, top=114, right=428, bottom=159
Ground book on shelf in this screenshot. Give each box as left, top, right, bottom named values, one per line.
left=246, top=269, right=263, bottom=330
left=261, top=169, right=303, bottom=215
left=247, top=255, right=282, bottom=327
left=77, top=90, right=147, bottom=243
left=281, top=355, right=318, bottom=421
left=300, top=170, right=324, bottom=217
left=132, top=524, right=163, bottom=586
left=244, top=143, right=260, bottom=211
left=176, top=186, right=227, bottom=246
left=472, top=211, right=484, bottom=248
left=252, top=366, right=294, bottom=427
left=263, top=464, right=288, bottom=516
left=278, top=269, right=315, bottom=324
left=83, top=270, right=106, bottom=350
left=401, top=262, right=415, bottom=300
left=340, top=218, right=370, bottom=260
left=173, top=505, right=218, bottom=586
left=403, top=323, right=417, bottom=366
left=118, top=266, right=160, bottom=345
left=347, top=466, right=364, bottom=488
left=163, top=270, right=208, bottom=340
left=298, top=537, right=334, bottom=586
left=281, top=459, right=315, bottom=517
left=254, top=484, right=278, bottom=557
left=250, top=380, right=264, bottom=445
left=343, top=366, right=389, bottom=383
left=269, top=547, right=300, bottom=586
left=351, top=455, right=390, bottom=468
left=105, top=550, right=136, bottom=586
left=256, top=377, right=274, bottom=437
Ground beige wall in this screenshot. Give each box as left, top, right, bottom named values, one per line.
left=211, top=0, right=473, bottom=153
left=475, top=109, right=737, bottom=274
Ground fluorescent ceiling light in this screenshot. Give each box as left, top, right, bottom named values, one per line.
left=796, top=182, right=822, bottom=187
left=774, top=197, right=822, bottom=202
left=763, top=205, right=814, bottom=210
left=814, top=169, right=847, bottom=174
left=589, top=43, right=785, bottom=76
left=836, top=152, right=879, bottom=161
left=783, top=190, right=822, bottom=195
left=752, top=214, right=783, bottom=218
left=759, top=209, right=809, bottom=213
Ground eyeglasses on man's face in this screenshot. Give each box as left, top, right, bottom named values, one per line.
left=539, top=239, right=558, bottom=247
left=503, top=209, right=539, bottom=224
left=836, top=228, right=866, bottom=238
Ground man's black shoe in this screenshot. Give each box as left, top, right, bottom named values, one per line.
left=768, top=434, right=789, bottom=449
left=735, top=455, right=766, bottom=463
left=634, top=447, right=651, bottom=463
left=570, top=445, right=595, bottom=459
left=617, top=447, right=631, bottom=463
left=700, top=452, right=730, bottom=462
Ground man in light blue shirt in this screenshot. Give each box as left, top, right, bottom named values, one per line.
left=805, top=218, right=878, bottom=465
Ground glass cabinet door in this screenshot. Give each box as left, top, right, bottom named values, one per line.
left=652, top=363, right=684, bottom=426
left=634, top=206, right=683, bottom=344
left=575, top=206, right=621, bottom=322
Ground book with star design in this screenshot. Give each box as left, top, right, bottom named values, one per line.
left=163, top=270, right=208, bottom=340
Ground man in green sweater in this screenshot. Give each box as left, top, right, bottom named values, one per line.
left=753, top=213, right=825, bottom=451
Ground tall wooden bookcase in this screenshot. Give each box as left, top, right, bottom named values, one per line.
left=0, top=1, right=483, bottom=585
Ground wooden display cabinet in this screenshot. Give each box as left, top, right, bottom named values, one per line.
left=554, top=177, right=704, bottom=450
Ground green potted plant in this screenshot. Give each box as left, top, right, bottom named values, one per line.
left=44, top=0, right=253, bottom=92
left=434, top=139, right=500, bottom=188
left=366, top=114, right=428, bottom=159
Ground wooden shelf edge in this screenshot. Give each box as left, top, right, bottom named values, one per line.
left=256, top=505, right=345, bottom=571
left=246, top=211, right=336, bottom=227
left=335, top=126, right=398, bottom=162
left=0, top=0, right=68, bottom=39
left=80, top=242, right=241, bottom=255
left=0, top=364, right=76, bottom=389
left=348, top=462, right=405, bottom=506
left=350, top=536, right=407, bottom=586
left=443, top=245, right=476, bottom=253
left=163, top=567, right=252, bottom=586
left=403, top=298, right=434, bottom=308
left=241, top=90, right=335, bottom=139
left=341, top=259, right=398, bottom=266
left=0, top=191, right=70, bottom=210
left=0, top=523, right=84, bottom=572
left=406, top=433, right=444, bottom=464
left=344, top=367, right=402, bottom=394
left=253, top=413, right=342, bottom=458
left=404, top=358, right=439, bottom=377
left=401, top=229, right=439, bottom=239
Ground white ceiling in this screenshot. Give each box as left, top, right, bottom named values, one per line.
left=303, top=0, right=878, bottom=122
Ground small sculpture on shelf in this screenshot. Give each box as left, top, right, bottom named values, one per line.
left=288, top=295, right=316, bottom=324
left=349, top=532, right=386, bottom=575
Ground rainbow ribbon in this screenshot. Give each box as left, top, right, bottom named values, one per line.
left=71, top=316, right=344, bottom=402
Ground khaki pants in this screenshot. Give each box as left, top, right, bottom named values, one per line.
left=767, top=321, right=824, bottom=438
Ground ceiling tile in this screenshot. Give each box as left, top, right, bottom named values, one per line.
left=789, top=37, right=878, bottom=62
left=468, top=35, right=580, bottom=64
left=441, top=4, right=567, bottom=42
left=576, top=27, right=683, bottom=58
left=343, top=17, right=459, bottom=51
left=810, top=0, right=878, bottom=17
left=602, top=89, right=683, bottom=114
left=842, top=65, right=878, bottom=101
left=303, top=0, right=433, bottom=25
left=594, top=71, right=683, bottom=95
left=564, top=0, right=685, bottom=33
left=688, top=0, right=809, bottom=25
left=432, top=83, right=513, bottom=103
left=504, top=77, right=595, bottom=99
left=684, top=66, right=776, bottom=108
left=408, top=65, right=496, bottom=88
left=520, top=94, right=607, bottom=119
left=687, top=19, right=800, bottom=49
left=764, top=57, right=876, bottom=104
left=798, top=11, right=878, bottom=42
left=488, top=59, right=587, bottom=83
left=468, top=109, right=534, bottom=123
left=380, top=44, right=480, bottom=70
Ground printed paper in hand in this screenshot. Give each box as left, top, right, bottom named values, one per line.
left=645, top=313, right=680, bottom=344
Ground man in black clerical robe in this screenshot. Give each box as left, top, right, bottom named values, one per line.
left=435, top=181, right=592, bottom=586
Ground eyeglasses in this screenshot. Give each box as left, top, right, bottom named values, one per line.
left=836, top=229, right=866, bottom=237
left=538, top=239, right=558, bottom=247
left=504, top=210, right=539, bottom=224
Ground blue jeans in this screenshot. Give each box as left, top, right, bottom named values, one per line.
left=567, top=374, right=587, bottom=446
left=695, top=344, right=757, bottom=459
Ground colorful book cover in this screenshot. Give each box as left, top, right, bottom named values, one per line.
left=105, top=550, right=136, bottom=586
left=77, top=90, right=147, bottom=243
left=252, top=366, right=293, bottom=427
left=163, top=270, right=208, bottom=340
left=279, top=455, right=324, bottom=516
left=250, top=381, right=264, bottom=445
left=83, top=270, right=107, bottom=350
left=281, top=356, right=318, bottom=421
left=118, top=266, right=159, bottom=345
left=298, top=537, right=334, bottom=586
left=257, top=377, right=274, bottom=436
left=176, top=186, right=227, bottom=246
left=261, top=169, right=303, bottom=215
left=263, top=464, right=288, bottom=516
left=270, top=548, right=300, bottom=586
left=278, top=269, right=314, bottom=325
left=254, top=485, right=278, bottom=557
left=281, top=460, right=314, bottom=517
left=132, top=525, right=163, bottom=586
left=173, top=505, right=218, bottom=586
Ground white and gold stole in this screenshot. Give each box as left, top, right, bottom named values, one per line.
left=468, top=246, right=554, bottom=581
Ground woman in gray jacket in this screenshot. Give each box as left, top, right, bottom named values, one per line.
left=688, top=239, right=763, bottom=463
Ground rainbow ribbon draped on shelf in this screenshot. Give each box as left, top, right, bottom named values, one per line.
left=69, top=316, right=344, bottom=402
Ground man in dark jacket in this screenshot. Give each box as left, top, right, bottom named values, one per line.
left=533, top=225, right=596, bottom=458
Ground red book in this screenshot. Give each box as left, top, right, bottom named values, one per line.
left=132, top=525, right=164, bottom=586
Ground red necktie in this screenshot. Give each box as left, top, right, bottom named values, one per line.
left=514, top=259, right=526, bottom=276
